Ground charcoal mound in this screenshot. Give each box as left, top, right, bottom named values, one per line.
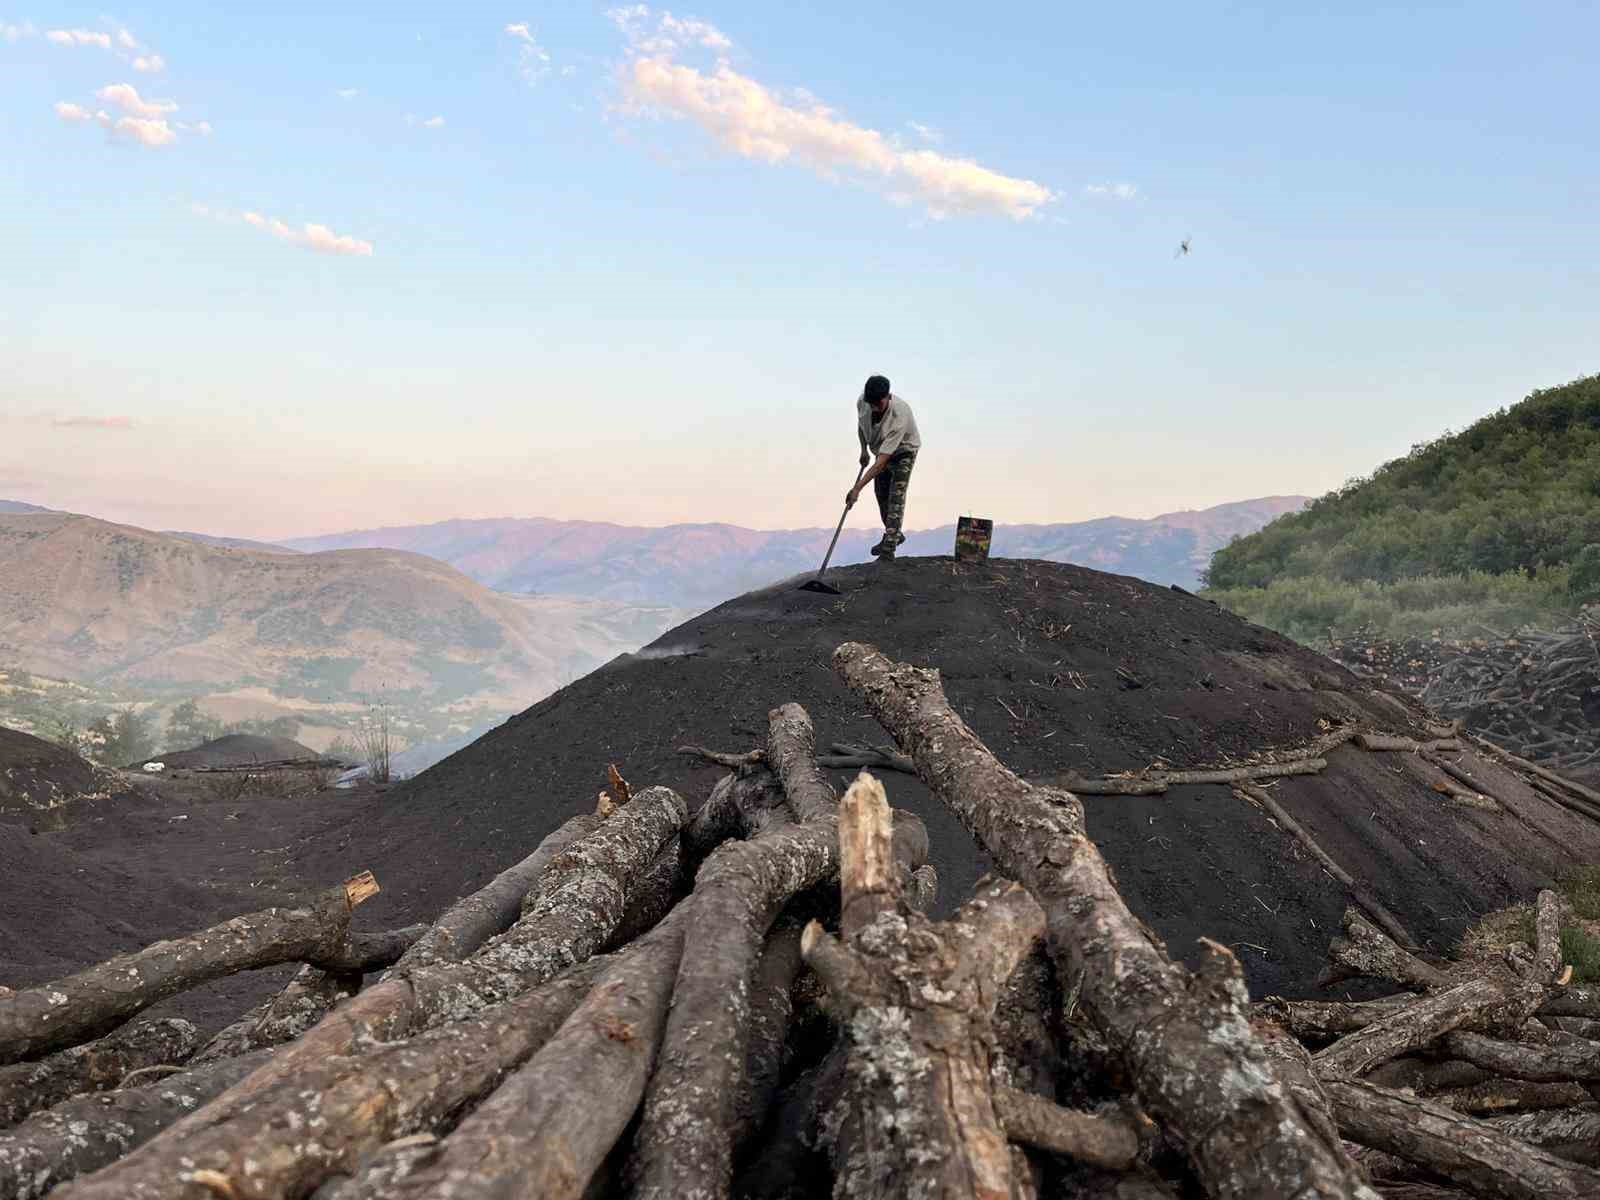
left=156, top=733, right=319, bottom=769
left=0, top=726, right=114, bottom=823
left=301, top=557, right=1600, bottom=998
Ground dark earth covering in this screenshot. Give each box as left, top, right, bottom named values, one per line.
left=153, top=733, right=321, bottom=769
left=0, top=727, right=113, bottom=823
left=6, top=556, right=1600, bottom=1033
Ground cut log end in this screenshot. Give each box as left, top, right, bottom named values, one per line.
left=184, top=1168, right=242, bottom=1198
left=343, top=871, right=380, bottom=908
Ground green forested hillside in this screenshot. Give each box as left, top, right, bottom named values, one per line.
left=1204, top=374, right=1600, bottom=641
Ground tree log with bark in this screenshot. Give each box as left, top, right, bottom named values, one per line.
left=0, top=1017, right=198, bottom=1129
left=832, top=641, right=1379, bottom=1200
left=803, top=771, right=1049, bottom=1200
left=0, top=872, right=377, bottom=1065
left=55, top=789, right=687, bottom=1200
left=0, top=1048, right=274, bottom=1200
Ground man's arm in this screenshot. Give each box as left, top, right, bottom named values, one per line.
left=847, top=453, right=893, bottom=506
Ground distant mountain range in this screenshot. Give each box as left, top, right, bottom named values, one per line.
left=282, top=497, right=1309, bottom=608
left=0, top=511, right=682, bottom=727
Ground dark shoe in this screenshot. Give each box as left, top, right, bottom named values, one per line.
left=869, top=532, right=907, bottom=557
left=877, top=546, right=897, bottom=561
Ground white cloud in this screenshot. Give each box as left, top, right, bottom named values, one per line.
left=175, top=120, right=214, bottom=136
left=504, top=20, right=550, bottom=82
left=242, top=210, right=374, bottom=257
left=608, top=5, right=730, bottom=55
left=907, top=121, right=942, bottom=146
left=422, top=115, right=445, bottom=128
left=337, top=87, right=360, bottom=99
left=96, top=83, right=177, bottom=119
left=105, top=115, right=178, bottom=147
left=133, top=54, right=165, bottom=73
left=1083, top=182, right=1139, bottom=200
left=618, top=54, right=1055, bottom=220
left=2, top=20, right=36, bottom=41
left=46, top=27, right=112, bottom=49
left=54, top=101, right=94, bottom=123
left=116, top=27, right=137, bottom=50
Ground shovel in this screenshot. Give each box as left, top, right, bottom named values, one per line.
left=798, top=466, right=865, bottom=595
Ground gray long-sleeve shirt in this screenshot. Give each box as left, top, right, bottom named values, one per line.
left=857, top=393, right=922, bottom=458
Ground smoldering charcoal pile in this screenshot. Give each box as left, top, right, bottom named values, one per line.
left=4, top=643, right=1600, bottom=1199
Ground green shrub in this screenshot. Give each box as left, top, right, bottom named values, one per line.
left=1559, top=926, right=1600, bottom=984
left=1569, top=545, right=1600, bottom=603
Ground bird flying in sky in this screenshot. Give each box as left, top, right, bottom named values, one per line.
left=1175, top=236, right=1192, bottom=259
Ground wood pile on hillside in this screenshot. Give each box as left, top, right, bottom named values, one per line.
left=5, top=644, right=1600, bottom=1198
left=1329, top=615, right=1600, bottom=771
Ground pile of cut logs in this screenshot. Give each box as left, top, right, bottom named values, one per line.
left=1328, top=616, right=1600, bottom=770
left=4, top=642, right=1600, bottom=1199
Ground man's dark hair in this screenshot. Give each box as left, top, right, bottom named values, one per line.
left=864, top=375, right=891, bottom=405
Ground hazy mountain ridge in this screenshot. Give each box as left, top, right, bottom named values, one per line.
left=284, top=496, right=1308, bottom=607
left=0, top=512, right=682, bottom=723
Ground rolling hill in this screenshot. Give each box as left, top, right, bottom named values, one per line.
left=1205, top=373, right=1600, bottom=640
left=282, top=496, right=1307, bottom=607
left=0, top=511, right=682, bottom=733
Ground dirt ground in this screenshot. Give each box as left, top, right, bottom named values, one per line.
left=7, top=556, right=1600, bottom=1035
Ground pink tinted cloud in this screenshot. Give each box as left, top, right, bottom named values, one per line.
left=53, top=416, right=135, bottom=430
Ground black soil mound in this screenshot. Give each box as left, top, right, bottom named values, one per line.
left=157, top=733, right=319, bottom=769
left=0, top=727, right=113, bottom=823
left=300, top=557, right=1600, bottom=998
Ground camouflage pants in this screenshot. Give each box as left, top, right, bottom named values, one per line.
left=874, top=450, right=916, bottom=539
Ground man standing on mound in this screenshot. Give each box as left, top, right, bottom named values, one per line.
left=848, top=374, right=921, bottom=560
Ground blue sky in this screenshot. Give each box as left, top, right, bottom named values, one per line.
left=3, top=2, right=1596, bottom=538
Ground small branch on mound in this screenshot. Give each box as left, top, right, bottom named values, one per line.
left=818, top=742, right=917, bottom=774
left=1063, top=758, right=1327, bottom=795
left=1237, top=783, right=1421, bottom=950
left=1325, top=1076, right=1600, bottom=1199
left=1354, top=733, right=1464, bottom=753
left=833, top=641, right=1379, bottom=1200
left=0, top=1048, right=273, bottom=1200
left=1470, top=734, right=1600, bottom=810
left=0, top=1017, right=198, bottom=1129
left=803, top=772, right=1046, bottom=1200
left=678, top=745, right=766, bottom=771
left=0, top=872, right=376, bottom=1065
